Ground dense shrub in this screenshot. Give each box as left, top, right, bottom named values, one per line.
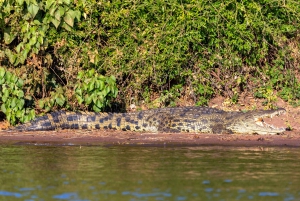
left=0, top=0, right=299, bottom=124
left=0, top=67, right=35, bottom=124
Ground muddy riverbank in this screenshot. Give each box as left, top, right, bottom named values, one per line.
left=0, top=129, right=299, bottom=147
left=0, top=96, right=299, bottom=147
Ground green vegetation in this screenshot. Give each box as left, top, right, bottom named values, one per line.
left=0, top=0, right=299, bottom=125
left=0, top=67, right=35, bottom=124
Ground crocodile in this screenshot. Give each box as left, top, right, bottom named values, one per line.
left=9, top=106, right=286, bottom=134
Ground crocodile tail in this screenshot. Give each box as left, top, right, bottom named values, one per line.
left=8, top=111, right=133, bottom=131
left=9, top=110, right=156, bottom=132
left=9, top=113, right=57, bottom=131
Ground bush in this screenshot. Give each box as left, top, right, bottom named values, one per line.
left=0, top=0, right=118, bottom=125
left=0, top=67, right=35, bottom=125
left=0, top=0, right=299, bottom=124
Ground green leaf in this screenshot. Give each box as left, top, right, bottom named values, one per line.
left=11, top=97, right=17, bottom=108
left=38, top=99, right=45, bottom=108
left=44, top=106, right=51, bottom=112
left=29, top=35, right=37, bottom=46
left=82, top=82, right=88, bottom=91
left=17, top=99, right=25, bottom=110
left=62, top=0, right=71, bottom=5
left=16, top=110, right=24, bottom=118
left=84, top=94, right=92, bottom=105
left=10, top=115, right=16, bottom=125
left=56, top=94, right=65, bottom=106
left=16, top=43, right=23, bottom=53
left=4, top=31, right=16, bottom=45
left=61, top=22, right=72, bottom=31
left=0, top=67, right=5, bottom=78
left=103, top=87, right=110, bottom=96
left=95, top=80, right=101, bottom=89
left=95, top=99, right=103, bottom=109
left=75, top=87, right=82, bottom=96
left=100, top=80, right=105, bottom=90
left=51, top=18, right=61, bottom=28
left=76, top=95, right=83, bottom=104
left=92, top=93, right=97, bottom=103
left=4, top=72, right=12, bottom=82
left=38, top=35, right=44, bottom=44
left=64, top=10, right=75, bottom=27
left=88, top=80, right=95, bottom=92
left=29, top=109, right=36, bottom=119
left=16, top=0, right=25, bottom=5
left=110, top=75, right=116, bottom=82
left=92, top=105, right=101, bottom=112
left=74, top=10, right=81, bottom=21
left=88, top=69, right=95, bottom=77
left=55, top=6, right=65, bottom=21
left=49, top=98, right=55, bottom=106
left=77, top=71, right=84, bottom=79
left=16, top=90, right=24, bottom=98
left=1, top=104, right=6, bottom=113
left=45, top=0, right=55, bottom=10
left=5, top=49, right=17, bottom=64
left=27, top=3, right=39, bottom=18
left=6, top=112, right=11, bottom=122
left=10, top=74, right=18, bottom=84
left=54, top=9, right=61, bottom=21
left=33, top=20, right=41, bottom=25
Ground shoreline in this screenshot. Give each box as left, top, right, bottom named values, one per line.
left=1, top=130, right=300, bottom=147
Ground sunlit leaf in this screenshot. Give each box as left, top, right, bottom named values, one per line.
left=56, top=94, right=65, bottom=106
left=84, top=94, right=92, bottom=105
left=0, top=67, right=5, bottom=78
left=4, top=31, right=16, bottom=44
left=92, top=105, right=101, bottom=112
left=16, top=0, right=25, bottom=5
left=51, top=18, right=60, bottom=28
left=27, top=3, right=39, bottom=18
left=1, top=104, right=6, bottom=113
left=76, top=95, right=83, bottom=104
left=64, top=11, right=75, bottom=27
left=61, top=22, right=72, bottom=31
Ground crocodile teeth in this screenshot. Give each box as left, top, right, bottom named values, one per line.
left=255, top=119, right=285, bottom=130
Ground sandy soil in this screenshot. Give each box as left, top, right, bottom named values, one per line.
left=0, top=96, right=299, bottom=147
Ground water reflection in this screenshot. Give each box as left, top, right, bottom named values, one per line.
left=0, top=145, right=299, bottom=200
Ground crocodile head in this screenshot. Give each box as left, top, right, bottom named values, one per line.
left=226, top=108, right=287, bottom=134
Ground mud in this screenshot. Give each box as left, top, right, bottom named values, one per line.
left=0, top=129, right=300, bottom=147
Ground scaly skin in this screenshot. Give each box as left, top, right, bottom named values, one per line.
left=9, top=106, right=287, bottom=134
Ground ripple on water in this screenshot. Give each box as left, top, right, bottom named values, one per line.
left=52, top=192, right=89, bottom=201
left=259, top=192, right=279, bottom=196
left=0, top=191, right=22, bottom=198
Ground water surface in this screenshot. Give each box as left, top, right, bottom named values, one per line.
left=0, top=145, right=299, bottom=200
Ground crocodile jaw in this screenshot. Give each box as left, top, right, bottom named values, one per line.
left=227, top=108, right=287, bottom=135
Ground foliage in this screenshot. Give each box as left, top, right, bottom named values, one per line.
left=1, top=0, right=81, bottom=66
left=0, top=0, right=118, bottom=125
left=74, top=69, right=118, bottom=112
left=89, top=0, right=299, bottom=107
left=0, top=0, right=299, bottom=124
left=36, top=69, right=118, bottom=113
left=0, top=67, right=35, bottom=125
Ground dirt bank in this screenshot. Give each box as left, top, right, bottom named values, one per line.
left=0, top=129, right=299, bottom=147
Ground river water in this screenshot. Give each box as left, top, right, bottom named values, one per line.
left=0, top=145, right=299, bottom=201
